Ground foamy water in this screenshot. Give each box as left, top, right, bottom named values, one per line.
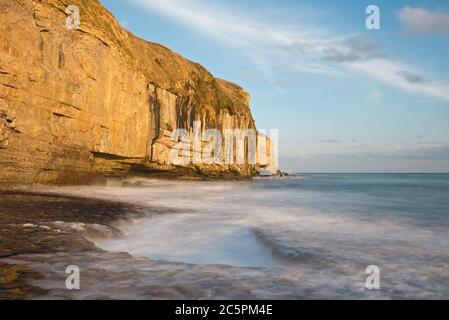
left=29, top=174, right=449, bottom=299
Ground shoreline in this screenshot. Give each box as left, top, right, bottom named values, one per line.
left=0, top=171, right=255, bottom=190
left=0, top=190, right=144, bottom=299
left=1, top=176, right=448, bottom=299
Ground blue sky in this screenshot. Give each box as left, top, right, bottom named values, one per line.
left=100, top=0, right=449, bottom=173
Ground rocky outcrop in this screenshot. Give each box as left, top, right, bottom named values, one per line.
left=0, top=0, right=276, bottom=185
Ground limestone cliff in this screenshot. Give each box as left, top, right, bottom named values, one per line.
left=0, top=0, right=276, bottom=185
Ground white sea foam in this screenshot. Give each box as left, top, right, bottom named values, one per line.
left=31, top=175, right=449, bottom=299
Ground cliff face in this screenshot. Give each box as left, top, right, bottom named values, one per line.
left=0, top=0, right=276, bottom=185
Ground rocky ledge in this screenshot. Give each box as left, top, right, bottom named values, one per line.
left=0, top=189, right=147, bottom=299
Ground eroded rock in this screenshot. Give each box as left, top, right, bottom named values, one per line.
left=0, top=0, right=276, bottom=185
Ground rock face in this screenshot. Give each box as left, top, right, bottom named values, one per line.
left=0, top=0, right=276, bottom=185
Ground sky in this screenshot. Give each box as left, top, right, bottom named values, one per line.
left=100, top=0, right=449, bottom=173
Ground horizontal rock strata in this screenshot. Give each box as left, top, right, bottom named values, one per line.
left=0, top=0, right=276, bottom=185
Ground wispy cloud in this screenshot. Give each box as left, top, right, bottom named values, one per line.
left=349, top=59, right=449, bottom=101
left=319, top=139, right=342, bottom=144
left=130, top=0, right=307, bottom=48
left=367, top=144, right=449, bottom=161
left=320, top=35, right=385, bottom=63
left=281, top=143, right=449, bottom=172
left=129, top=0, right=449, bottom=101
left=399, top=7, right=449, bottom=36
left=397, top=70, right=427, bottom=84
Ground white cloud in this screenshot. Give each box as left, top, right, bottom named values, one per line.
left=129, top=0, right=449, bottom=101
left=399, top=7, right=449, bottom=36
left=349, top=59, right=449, bottom=101
left=290, top=64, right=345, bottom=78
left=129, top=0, right=330, bottom=51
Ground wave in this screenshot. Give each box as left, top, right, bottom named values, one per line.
left=28, top=175, right=449, bottom=299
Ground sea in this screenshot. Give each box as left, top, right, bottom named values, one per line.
left=26, top=174, right=449, bottom=299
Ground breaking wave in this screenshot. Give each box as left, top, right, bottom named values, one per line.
left=28, top=174, right=449, bottom=299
